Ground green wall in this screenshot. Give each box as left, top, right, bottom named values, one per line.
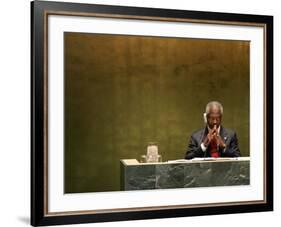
left=64, top=32, right=249, bottom=193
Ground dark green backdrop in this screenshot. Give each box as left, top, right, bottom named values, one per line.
left=64, top=32, right=249, bottom=193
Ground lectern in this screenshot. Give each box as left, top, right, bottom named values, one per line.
left=120, top=157, right=250, bottom=190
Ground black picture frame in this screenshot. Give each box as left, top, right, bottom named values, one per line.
left=31, top=0, right=273, bottom=226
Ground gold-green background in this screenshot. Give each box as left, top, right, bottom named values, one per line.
left=64, top=32, right=249, bottom=193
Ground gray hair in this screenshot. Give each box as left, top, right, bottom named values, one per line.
left=205, top=101, right=223, bottom=115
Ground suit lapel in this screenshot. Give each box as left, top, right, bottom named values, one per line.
left=220, top=126, right=228, bottom=144
left=199, top=127, right=208, bottom=144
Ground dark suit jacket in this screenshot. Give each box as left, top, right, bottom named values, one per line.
left=185, top=126, right=240, bottom=159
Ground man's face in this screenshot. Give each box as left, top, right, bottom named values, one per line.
left=207, top=107, right=222, bottom=129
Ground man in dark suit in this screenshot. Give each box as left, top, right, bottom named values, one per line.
left=185, top=101, right=240, bottom=159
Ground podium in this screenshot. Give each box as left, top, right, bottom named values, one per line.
left=120, top=157, right=250, bottom=190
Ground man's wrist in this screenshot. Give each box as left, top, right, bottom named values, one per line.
left=220, top=143, right=226, bottom=152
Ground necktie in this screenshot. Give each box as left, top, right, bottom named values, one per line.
left=209, top=138, right=219, bottom=158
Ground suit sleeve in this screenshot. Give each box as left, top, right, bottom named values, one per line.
left=185, top=135, right=205, bottom=159
left=222, top=132, right=241, bottom=157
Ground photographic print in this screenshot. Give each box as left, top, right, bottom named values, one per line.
left=64, top=33, right=250, bottom=193
left=31, top=1, right=273, bottom=225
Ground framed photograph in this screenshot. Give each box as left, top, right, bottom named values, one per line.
left=31, top=0, right=273, bottom=226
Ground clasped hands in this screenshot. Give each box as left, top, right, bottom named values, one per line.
left=203, top=126, right=226, bottom=149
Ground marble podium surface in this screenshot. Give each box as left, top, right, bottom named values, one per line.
left=120, top=157, right=250, bottom=190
